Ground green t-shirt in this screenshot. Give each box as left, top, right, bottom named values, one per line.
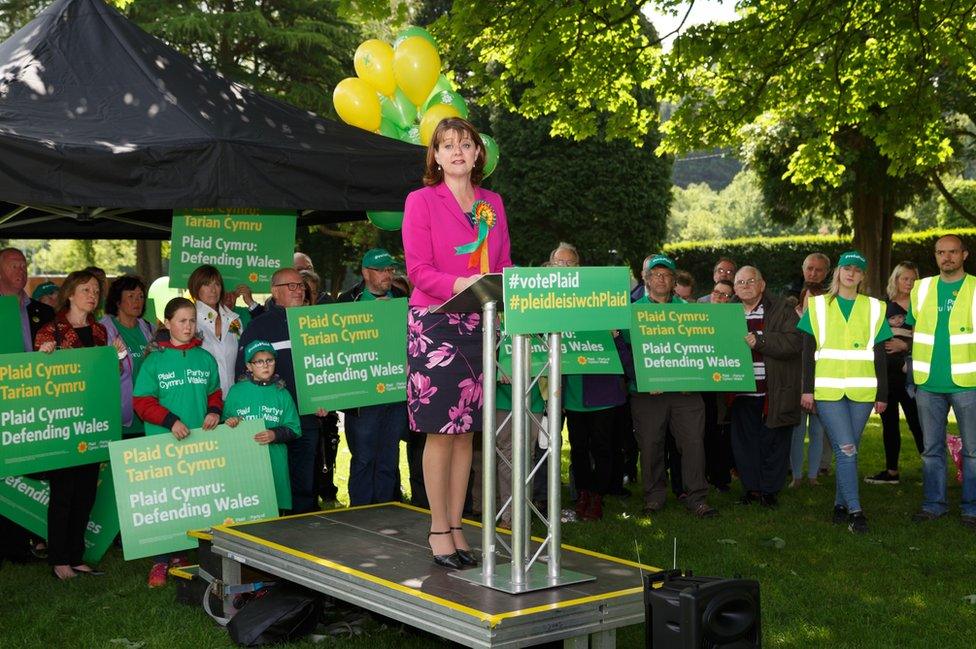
left=563, top=374, right=612, bottom=412
left=796, top=296, right=893, bottom=344
left=496, top=382, right=546, bottom=413
left=115, top=318, right=150, bottom=436
left=358, top=289, right=392, bottom=301
left=906, top=278, right=966, bottom=393
left=114, top=318, right=150, bottom=378
left=133, top=344, right=221, bottom=436
left=223, top=379, right=301, bottom=510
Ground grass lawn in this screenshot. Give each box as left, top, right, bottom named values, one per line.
left=2, top=417, right=975, bottom=648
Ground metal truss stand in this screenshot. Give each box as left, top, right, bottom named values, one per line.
left=441, top=277, right=593, bottom=594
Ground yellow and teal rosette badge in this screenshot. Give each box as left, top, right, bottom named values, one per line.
left=454, top=199, right=496, bottom=272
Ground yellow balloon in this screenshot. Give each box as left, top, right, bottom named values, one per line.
left=354, top=39, right=396, bottom=97
left=393, top=36, right=441, bottom=107
left=333, top=77, right=382, bottom=131
left=419, top=103, right=460, bottom=145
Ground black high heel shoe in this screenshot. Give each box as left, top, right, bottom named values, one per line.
left=450, top=527, right=478, bottom=567
left=428, top=530, right=462, bottom=569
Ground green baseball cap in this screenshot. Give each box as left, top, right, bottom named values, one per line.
left=31, top=281, right=59, bottom=300
left=837, top=250, right=867, bottom=270
left=644, top=254, right=676, bottom=272
left=244, top=340, right=276, bottom=362
left=361, top=248, right=402, bottom=270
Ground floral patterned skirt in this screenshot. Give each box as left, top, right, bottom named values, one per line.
left=407, top=307, right=484, bottom=434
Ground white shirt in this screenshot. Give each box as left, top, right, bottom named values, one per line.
left=195, top=300, right=242, bottom=397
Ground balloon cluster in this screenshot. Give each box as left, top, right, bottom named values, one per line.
left=333, top=27, right=500, bottom=231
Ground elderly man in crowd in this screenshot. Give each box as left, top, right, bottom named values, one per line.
left=629, top=254, right=719, bottom=518
left=729, top=266, right=802, bottom=507
left=697, top=258, right=737, bottom=303
left=337, top=249, right=409, bottom=506
left=236, top=267, right=325, bottom=513
left=0, top=247, right=55, bottom=562
left=786, top=252, right=833, bottom=478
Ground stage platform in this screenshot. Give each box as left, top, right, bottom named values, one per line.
left=208, top=502, right=655, bottom=648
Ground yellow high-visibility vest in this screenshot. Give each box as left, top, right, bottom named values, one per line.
left=808, top=294, right=883, bottom=402
left=909, top=274, right=976, bottom=387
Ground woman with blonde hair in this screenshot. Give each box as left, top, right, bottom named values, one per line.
left=865, top=262, right=924, bottom=484
left=798, top=251, right=892, bottom=533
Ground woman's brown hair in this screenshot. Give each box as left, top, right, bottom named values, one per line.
left=422, top=116, right=486, bottom=187
left=56, top=270, right=99, bottom=312
left=187, top=264, right=224, bottom=303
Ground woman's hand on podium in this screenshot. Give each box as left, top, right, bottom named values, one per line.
left=452, top=275, right=481, bottom=295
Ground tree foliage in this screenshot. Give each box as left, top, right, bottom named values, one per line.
left=488, top=104, right=671, bottom=269
left=126, top=0, right=361, bottom=115
left=668, top=170, right=834, bottom=244
left=420, top=0, right=976, bottom=292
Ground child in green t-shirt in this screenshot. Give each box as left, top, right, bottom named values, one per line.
left=223, top=340, right=301, bottom=512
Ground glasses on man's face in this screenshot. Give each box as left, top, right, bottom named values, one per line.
left=648, top=271, right=672, bottom=281
left=715, top=267, right=734, bottom=276
left=712, top=290, right=733, bottom=298
left=551, top=259, right=578, bottom=267
left=273, top=282, right=304, bottom=291
left=366, top=267, right=396, bottom=274
left=249, top=358, right=275, bottom=366
left=734, top=278, right=758, bottom=287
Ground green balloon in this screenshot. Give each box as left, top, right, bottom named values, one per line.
left=422, top=88, right=468, bottom=119
left=422, top=74, right=454, bottom=107
left=379, top=88, right=417, bottom=129
left=402, top=125, right=422, bottom=145
left=394, top=26, right=437, bottom=50
left=367, top=211, right=405, bottom=231
left=481, top=133, right=499, bottom=177
left=377, top=118, right=401, bottom=139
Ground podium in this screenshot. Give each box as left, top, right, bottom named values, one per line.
left=433, top=274, right=593, bottom=594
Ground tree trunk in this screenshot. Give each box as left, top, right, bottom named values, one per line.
left=850, top=176, right=890, bottom=297
left=136, top=240, right=163, bottom=282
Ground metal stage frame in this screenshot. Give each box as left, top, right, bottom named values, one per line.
left=208, top=503, right=654, bottom=648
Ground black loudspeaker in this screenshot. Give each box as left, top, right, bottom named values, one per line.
left=643, top=569, right=761, bottom=649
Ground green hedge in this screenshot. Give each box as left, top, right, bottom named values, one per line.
left=663, top=228, right=976, bottom=295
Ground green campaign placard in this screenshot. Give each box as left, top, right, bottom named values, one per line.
left=169, top=208, right=296, bottom=290
left=503, top=266, right=631, bottom=335
left=287, top=299, right=408, bottom=413
left=0, top=463, right=120, bottom=564
left=109, top=420, right=278, bottom=560
left=0, top=346, right=122, bottom=478
left=630, top=302, right=756, bottom=392
left=0, top=295, right=25, bottom=354
left=497, top=330, right=623, bottom=377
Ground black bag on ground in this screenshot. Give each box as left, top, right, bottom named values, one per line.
left=227, top=584, right=322, bottom=646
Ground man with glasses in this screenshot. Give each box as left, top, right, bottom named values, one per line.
left=697, top=258, right=737, bottom=303
left=338, top=249, right=409, bottom=505
left=729, top=266, right=802, bottom=507
left=236, top=267, right=325, bottom=513
left=628, top=254, right=719, bottom=518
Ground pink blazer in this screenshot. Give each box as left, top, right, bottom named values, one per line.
left=402, top=183, right=513, bottom=308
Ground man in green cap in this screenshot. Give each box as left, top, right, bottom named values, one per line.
left=337, top=249, right=409, bottom=506
left=628, top=254, right=719, bottom=518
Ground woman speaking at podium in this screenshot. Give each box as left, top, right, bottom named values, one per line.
left=402, top=117, right=512, bottom=569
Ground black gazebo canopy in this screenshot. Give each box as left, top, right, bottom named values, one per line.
left=0, top=0, right=424, bottom=239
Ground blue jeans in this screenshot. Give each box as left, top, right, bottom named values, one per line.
left=790, top=411, right=824, bottom=480
left=345, top=402, right=407, bottom=506
left=816, top=398, right=873, bottom=513
left=915, top=389, right=976, bottom=517
left=288, top=422, right=321, bottom=514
